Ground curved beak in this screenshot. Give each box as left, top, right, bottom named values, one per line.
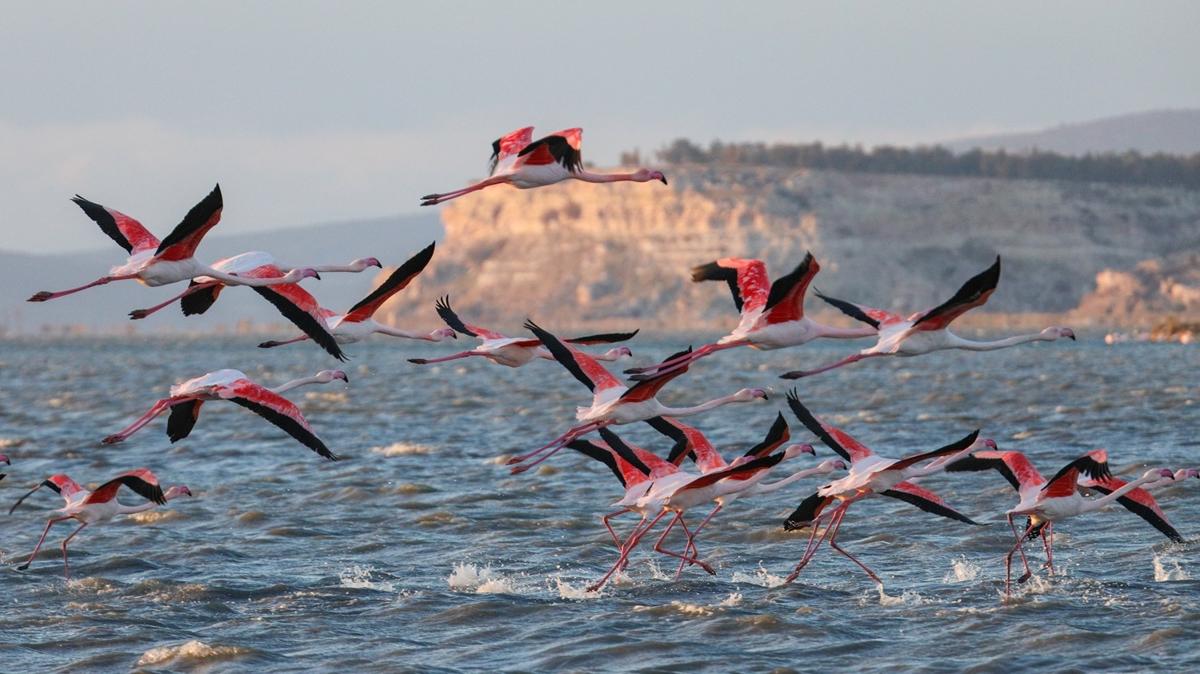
left=659, top=175, right=668, bottom=185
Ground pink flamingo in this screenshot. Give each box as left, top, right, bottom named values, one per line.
left=626, top=253, right=874, bottom=380
left=258, top=243, right=456, bottom=351
left=781, top=391, right=991, bottom=587
left=507, top=320, right=768, bottom=474
left=28, top=186, right=320, bottom=303
left=1080, top=468, right=1198, bottom=542
left=9, top=470, right=191, bottom=579
left=945, top=449, right=1177, bottom=597
left=101, top=369, right=347, bottom=460
left=408, top=296, right=637, bottom=368
left=420, top=127, right=666, bottom=206
left=780, top=256, right=1075, bottom=379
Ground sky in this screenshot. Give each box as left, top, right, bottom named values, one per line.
left=2, top=1, right=1198, bottom=254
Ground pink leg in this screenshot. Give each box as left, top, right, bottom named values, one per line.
left=28, top=274, right=136, bottom=302
left=102, top=396, right=190, bottom=444
left=420, top=178, right=506, bottom=206
left=1007, top=515, right=1034, bottom=584
left=407, top=351, right=479, bottom=365
left=588, top=510, right=668, bottom=592
left=652, top=513, right=715, bottom=576
left=779, top=352, right=884, bottom=379
left=826, top=514, right=882, bottom=586
left=60, top=521, right=88, bottom=581
left=128, top=282, right=220, bottom=320
left=1005, top=519, right=1037, bottom=599
left=674, top=504, right=722, bottom=578
left=785, top=503, right=848, bottom=584
left=18, top=516, right=71, bottom=570
left=508, top=421, right=607, bottom=472
left=602, top=508, right=634, bottom=549
left=1042, top=523, right=1055, bottom=575
left=259, top=335, right=310, bottom=349
left=624, top=341, right=743, bottom=377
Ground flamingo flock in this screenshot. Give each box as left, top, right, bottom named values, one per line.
left=5, top=125, right=1192, bottom=600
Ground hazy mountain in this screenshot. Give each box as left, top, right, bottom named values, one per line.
left=944, top=109, right=1200, bottom=156
left=1, top=212, right=441, bottom=335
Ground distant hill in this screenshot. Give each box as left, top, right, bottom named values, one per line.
left=944, top=109, right=1200, bottom=156
left=0, top=212, right=441, bottom=334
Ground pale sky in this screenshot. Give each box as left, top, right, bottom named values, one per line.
left=2, top=1, right=1197, bottom=253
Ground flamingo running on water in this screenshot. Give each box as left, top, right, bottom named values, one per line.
left=408, top=296, right=637, bottom=368
left=780, top=392, right=991, bottom=587
left=507, top=320, right=768, bottom=474
left=626, top=253, right=874, bottom=380
left=420, top=127, right=667, bottom=206
left=27, top=186, right=320, bottom=303
left=102, top=369, right=347, bottom=460
left=257, top=243, right=456, bottom=352
left=944, top=448, right=1177, bottom=597
left=780, top=256, right=1075, bottom=379
left=9, top=470, right=191, bottom=579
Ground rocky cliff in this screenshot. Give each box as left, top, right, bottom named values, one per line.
left=378, top=166, right=1200, bottom=333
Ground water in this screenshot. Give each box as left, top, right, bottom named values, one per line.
left=0, top=336, right=1197, bottom=672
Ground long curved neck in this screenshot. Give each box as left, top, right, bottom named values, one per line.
left=657, top=394, right=747, bottom=418
left=271, top=374, right=326, bottom=394
left=375, top=324, right=439, bottom=340
left=574, top=170, right=640, bottom=184
left=812, top=322, right=878, bottom=340
left=949, top=332, right=1051, bottom=352
left=309, top=262, right=369, bottom=273
left=753, top=465, right=834, bottom=494
left=199, top=266, right=297, bottom=288
left=1081, top=474, right=1161, bottom=513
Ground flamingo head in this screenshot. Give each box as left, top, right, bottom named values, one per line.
left=316, top=369, right=350, bottom=384
left=829, top=459, right=848, bottom=471
left=632, top=169, right=668, bottom=185
left=353, top=257, right=383, bottom=270
left=1176, top=468, right=1200, bottom=480
left=0, top=453, right=8, bottom=465
left=601, top=346, right=633, bottom=361
left=430, top=327, right=458, bottom=341
left=165, top=485, right=193, bottom=499
left=1144, top=468, right=1176, bottom=482
left=734, top=387, right=770, bottom=402
left=1043, top=327, right=1076, bottom=341
left=285, top=267, right=321, bottom=282
left=781, top=443, right=816, bottom=459
left=978, top=438, right=999, bottom=451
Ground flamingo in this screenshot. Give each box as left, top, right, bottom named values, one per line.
left=780, top=256, right=1076, bottom=379
left=8, top=469, right=191, bottom=579
left=257, top=243, right=457, bottom=351
left=1079, top=468, right=1198, bottom=542
left=944, top=449, right=1177, bottom=597
left=420, top=127, right=667, bottom=206
left=101, top=369, right=347, bottom=460
left=507, top=320, right=768, bottom=474
left=408, top=296, right=637, bottom=368
left=625, top=253, right=874, bottom=380
left=780, top=392, right=991, bottom=587
left=27, top=185, right=320, bottom=303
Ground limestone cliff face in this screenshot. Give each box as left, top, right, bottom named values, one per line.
left=1072, top=253, right=1200, bottom=326
left=379, top=166, right=1200, bottom=332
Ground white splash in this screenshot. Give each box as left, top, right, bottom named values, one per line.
left=719, top=592, right=743, bottom=607
left=1153, top=554, right=1191, bottom=582
left=552, top=576, right=603, bottom=600
left=371, top=442, right=434, bottom=457
left=730, top=562, right=788, bottom=588
left=447, top=562, right=522, bottom=594
left=136, top=640, right=247, bottom=667
left=0, top=437, right=25, bottom=449
left=339, top=565, right=395, bottom=592
left=870, top=585, right=924, bottom=606
left=943, top=556, right=981, bottom=583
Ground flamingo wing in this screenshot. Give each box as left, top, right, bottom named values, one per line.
left=679, top=452, right=785, bottom=491
left=783, top=492, right=835, bottom=531
left=525, top=320, right=623, bottom=393
left=515, top=128, right=583, bottom=171
left=565, top=329, right=640, bottom=345
left=8, top=474, right=86, bottom=514
left=85, top=469, right=167, bottom=506
left=221, top=382, right=337, bottom=460
left=154, top=184, right=223, bottom=261
left=742, top=412, right=791, bottom=458
left=489, top=126, right=535, bottom=175
left=166, top=400, right=205, bottom=442
left=619, top=347, right=693, bottom=403
left=1082, top=478, right=1183, bottom=543
left=343, top=242, right=436, bottom=323
left=251, top=283, right=345, bottom=361
left=1042, top=449, right=1111, bottom=498
left=814, top=291, right=899, bottom=330
left=945, top=450, right=1044, bottom=492
left=691, top=258, right=770, bottom=313
left=180, top=281, right=224, bottom=315
left=596, top=428, right=672, bottom=478
left=566, top=439, right=638, bottom=488
left=763, top=252, right=820, bottom=324
left=785, top=390, right=873, bottom=463
left=881, top=481, right=980, bottom=525
left=71, top=196, right=160, bottom=254
left=887, top=430, right=981, bottom=472
left=644, top=417, right=726, bottom=471
left=435, top=295, right=504, bottom=339
left=912, top=256, right=1001, bottom=331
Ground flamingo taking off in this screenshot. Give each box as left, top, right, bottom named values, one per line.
left=420, top=127, right=667, bottom=206
left=781, top=392, right=991, bottom=587
left=101, top=369, right=347, bottom=460
left=780, top=256, right=1075, bottom=379
left=944, top=448, right=1177, bottom=597
left=28, top=185, right=320, bottom=303
left=257, top=243, right=457, bottom=352
left=506, top=320, right=768, bottom=474
left=408, top=296, right=637, bottom=368
left=9, top=469, right=191, bottom=579
left=626, top=253, right=875, bottom=380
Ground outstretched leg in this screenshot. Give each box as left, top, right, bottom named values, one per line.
left=1007, top=514, right=1034, bottom=584
left=421, top=178, right=507, bottom=206
left=785, top=503, right=848, bottom=584
left=1005, top=519, right=1036, bottom=599
left=407, top=351, right=479, bottom=365
left=102, top=396, right=193, bottom=444
left=128, top=281, right=220, bottom=320
left=508, top=421, right=608, bottom=473
left=18, top=516, right=71, bottom=571
left=780, top=352, right=883, bottom=379
left=28, top=274, right=137, bottom=302
left=674, top=504, right=723, bottom=578
left=588, top=510, right=668, bottom=592
left=625, top=341, right=746, bottom=379
left=259, top=335, right=311, bottom=349
left=653, top=513, right=716, bottom=576
left=1042, top=523, right=1055, bottom=575
left=826, top=511, right=882, bottom=586
left=602, top=508, right=635, bottom=549
left=60, top=521, right=88, bottom=581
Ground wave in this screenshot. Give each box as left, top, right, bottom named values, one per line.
left=371, top=442, right=434, bottom=457
left=136, top=640, right=249, bottom=667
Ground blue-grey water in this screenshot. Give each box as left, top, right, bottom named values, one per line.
left=1, top=335, right=1197, bottom=673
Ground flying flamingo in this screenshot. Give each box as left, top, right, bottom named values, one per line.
left=506, top=320, right=768, bottom=474
left=420, top=127, right=667, bottom=206
left=101, top=369, right=347, bottom=460
left=1080, top=468, right=1198, bottom=542
left=780, top=392, right=991, bottom=587
left=257, top=243, right=457, bottom=351
left=625, top=253, right=874, bottom=380
left=8, top=469, right=191, bottom=579
left=408, top=296, right=637, bottom=368
left=780, top=256, right=1076, bottom=379
left=945, top=449, right=1178, bottom=596
left=28, top=185, right=320, bottom=303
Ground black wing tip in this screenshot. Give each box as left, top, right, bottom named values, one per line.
left=690, top=261, right=724, bottom=283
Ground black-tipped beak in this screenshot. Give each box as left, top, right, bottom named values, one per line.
left=1068, top=333, right=1076, bottom=341
left=312, top=272, right=322, bottom=281
left=659, top=176, right=668, bottom=185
